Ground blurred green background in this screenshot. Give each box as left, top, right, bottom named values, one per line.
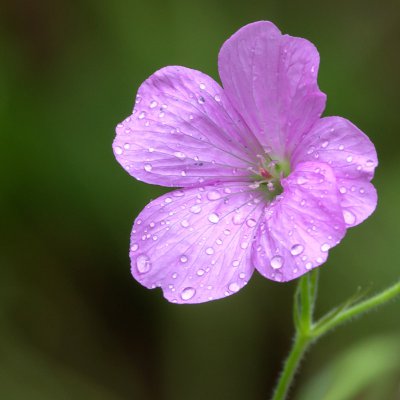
left=1, top=0, right=399, bottom=399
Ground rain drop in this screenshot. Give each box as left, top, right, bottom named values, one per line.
left=207, top=191, right=221, bottom=201
left=208, top=213, right=220, bottom=224
left=150, top=100, right=158, bottom=108
left=180, top=255, right=188, bottom=263
left=181, top=287, right=196, bottom=301
left=205, top=247, right=215, bottom=255
left=180, top=219, right=190, bottom=228
left=321, top=243, right=330, bottom=252
left=136, top=254, right=151, bottom=273
left=114, top=146, right=123, bottom=155
left=190, top=205, right=202, bottom=214
left=346, top=155, right=353, bottom=163
left=290, top=244, right=304, bottom=256
left=130, top=243, right=138, bottom=252
left=343, top=209, right=356, bottom=225
left=174, top=151, right=186, bottom=159
left=270, top=255, right=283, bottom=270
left=232, top=260, right=240, bottom=267
left=229, top=282, right=240, bottom=293
left=246, top=218, right=257, bottom=227
left=144, top=164, right=152, bottom=172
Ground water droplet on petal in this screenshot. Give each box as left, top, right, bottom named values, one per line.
left=181, top=219, right=190, bottom=228
left=232, top=214, right=243, bottom=225
left=366, top=159, right=375, bottom=167
left=144, top=164, right=152, bottom=172
left=346, top=155, right=353, bottom=163
left=297, top=176, right=307, bottom=185
left=321, top=243, right=330, bottom=252
left=214, top=94, right=221, bottom=102
left=180, top=255, right=188, bottom=263
left=305, top=262, right=313, bottom=270
left=150, top=100, right=158, bottom=108
left=223, top=229, right=231, bottom=235
left=239, top=272, right=246, bottom=279
left=136, top=254, right=151, bottom=273
left=199, top=83, right=206, bottom=90
left=321, top=141, right=329, bottom=148
left=138, top=111, right=146, bottom=119
left=114, top=146, right=123, bottom=155
left=271, top=255, right=283, bottom=270
left=207, top=190, right=221, bottom=201
left=290, top=244, right=304, bottom=256
left=196, top=269, right=205, bottom=276
left=338, top=144, right=344, bottom=151
left=208, top=213, right=220, bottom=223
left=232, top=260, right=240, bottom=267
left=246, top=218, right=257, bottom=227
left=181, top=287, right=196, bottom=301
left=205, top=247, right=215, bottom=255
left=174, top=151, right=186, bottom=159
left=130, top=243, right=138, bottom=252
left=164, top=197, right=172, bottom=204
left=228, top=282, right=240, bottom=293
left=190, top=205, right=202, bottom=214
left=343, top=209, right=356, bottom=225
left=339, top=186, right=347, bottom=194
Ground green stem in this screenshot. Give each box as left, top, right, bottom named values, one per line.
left=271, top=277, right=400, bottom=400
left=271, top=334, right=311, bottom=400
left=313, top=279, right=400, bottom=337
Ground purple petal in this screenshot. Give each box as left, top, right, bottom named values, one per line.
left=252, top=162, right=347, bottom=282
left=218, top=21, right=326, bottom=157
left=130, top=184, right=265, bottom=303
left=292, top=117, right=378, bottom=226
left=113, top=66, right=264, bottom=187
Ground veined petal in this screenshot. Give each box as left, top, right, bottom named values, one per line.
left=130, top=184, right=265, bottom=303
left=292, top=117, right=378, bottom=227
left=113, top=66, right=264, bottom=187
left=218, top=21, right=326, bottom=157
left=253, top=162, right=346, bottom=282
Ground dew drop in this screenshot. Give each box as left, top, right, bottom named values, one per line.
left=150, top=100, right=158, bottom=108
left=181, top=287, right=196, bottom=301
left=164, top=197, right=172, bottom=204
left=198, top=96, right=205, bottom=104
left=208, top=213, right=220, bottom=223
left=144, top=164, right=152, bottom=172
left=339, top=186, right=347, bottom=194
left=343, top=209, right=356, bottom=225
left=223, top=229, right=231, bottom=235
left=174, top=151, right=186, bottom=159
left=207, top=191, right=221, bottom=201
left=180, top=219, right=190, bottom=228
left=130, top=243, right=138, bottom=252
left=196, top=269, right=205, bottom=276
left=366, top=159, right=374, bottom=167
left=205, top=247, right=215, bottom=255
left=321, top=243, right=330, bottom=252
left=214, top=94, right=221, bottom=102
left=199, top=83, right=206, bottom=90
left=114, top=146, right=123, bottom=155
left=229, top=282, right=240, bottom=293
left=232, top=260, right=240, bottom=267
left=180, top=255, right=188, bottom=263
left=232, top=214, right=243, bottom=225
left=297, top=176, right=307, bottom=185
left=346, top=155, right=353, bottom=163
left=239, top=272, right=246, bottom=279
left=190, top=205, right=202, bottom=214
left=246, top=218, right=257, bottom=227
left=290, top=244, right=304, bottom=256
left=270, top=255, right=283, bottom=270
left=305, top=262, right=313, bottom=270
left=338, top=144, right=344, bottom=151
left=138, top=111, right=146, bottom=119
left=321, top=141, right=329, bottom=148
left=136, top=254, right=151, bottom=273
left=181, top=170, right=187, bottom=176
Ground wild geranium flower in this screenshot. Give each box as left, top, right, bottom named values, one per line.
left=113, top=21, right=377, bottom=304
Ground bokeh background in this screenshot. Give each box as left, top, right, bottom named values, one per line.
left=1, top=0, right=400, bottom=399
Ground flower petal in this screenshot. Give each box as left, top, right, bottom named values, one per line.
left=113, top=66, right=264, bottom=187
left=252, top=162, right=346, bottom=282
left=130, top=184, right=265, bottom=303
left=292, top=117, right=378, bottom=226
left=218, top=21, right=326, bottom=157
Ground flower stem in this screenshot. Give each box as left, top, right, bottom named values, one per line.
left=270, top=276, right=400, bottom=400
left=312, top=279, right=400, bottom=337
left=270, top=333, right=311, bottom=400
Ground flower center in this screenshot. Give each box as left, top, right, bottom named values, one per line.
left=251, top=157, right=290, bottom=200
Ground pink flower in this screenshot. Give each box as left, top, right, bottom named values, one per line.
left=113, top=21, right=377, bottom=303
